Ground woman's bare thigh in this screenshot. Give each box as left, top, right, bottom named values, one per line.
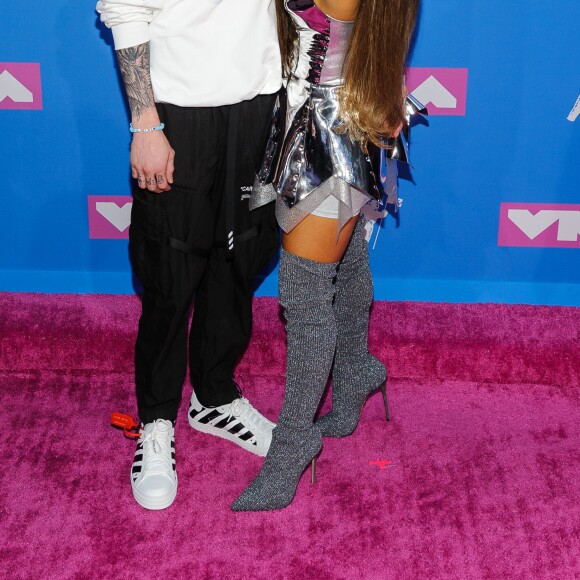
left=282, top=214, right=359, bottom=263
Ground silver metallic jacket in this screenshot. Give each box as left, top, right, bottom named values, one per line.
left=250, top=0, right=427, bottom=232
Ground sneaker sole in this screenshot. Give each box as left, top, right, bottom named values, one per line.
left=188, top=414, right=268, bottom=457
left=132, top=477, right=178, bottom=510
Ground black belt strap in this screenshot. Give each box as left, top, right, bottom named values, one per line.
left=168, top=237, right=211, bottom=258
left=236, top=225, right=260, bottom=243
left=169, top=226, right=260, bottom=255
left=213, top=225, right=261, bottom=249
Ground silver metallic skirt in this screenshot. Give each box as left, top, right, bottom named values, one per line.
left=250, top=84, right=383, bottom=233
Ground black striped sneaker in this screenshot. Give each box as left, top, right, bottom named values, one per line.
left=131, top=419, right=178, bottom=510
left=188, top=390, right=275, bottom=457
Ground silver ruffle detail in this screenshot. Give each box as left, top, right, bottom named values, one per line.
left=383, top=93, right=429, bottom=164
left=251, top=83, right=382, bottom=233
left=249, top=181, right=277, bottom=211
left=251, top=172, right=373, bottom=233
left=275, top=176, right=371, bottom=233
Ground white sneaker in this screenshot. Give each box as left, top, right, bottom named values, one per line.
left=131, top=419, right=178, bottom=510
left=188, top=391, right=275, bottom=457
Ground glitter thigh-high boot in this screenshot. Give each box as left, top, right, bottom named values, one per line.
left=316, top=219, right=389, bottom=438
left=232, top=250, right=339, bottom=511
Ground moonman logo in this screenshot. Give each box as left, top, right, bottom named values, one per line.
left=498, top=203, right=580, bottom=249
left=0, top=63, right=43, bottom=110
left=88, top=196, right=133, bottom=239
left=406, top=68, right=468, bottom=116
left=568, top=95, right=580, bottom=122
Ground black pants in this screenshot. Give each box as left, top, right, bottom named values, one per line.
left=129, top=93, right=279, bottom=424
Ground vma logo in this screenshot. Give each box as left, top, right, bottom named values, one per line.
left=406, top=68, right=468, bottom=116
left=568, top=94, right=580, bottom=122
left=498, top=203, right=580, bottom=249
left=88, top=196, right=132, bottom=239
left=0, top=63, right=43, bottom=110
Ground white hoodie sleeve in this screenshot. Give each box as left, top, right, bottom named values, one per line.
left=96, top=0, right=165, bottom=50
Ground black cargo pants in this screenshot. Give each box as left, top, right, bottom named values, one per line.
left=129, top=93, right=279, bottom=424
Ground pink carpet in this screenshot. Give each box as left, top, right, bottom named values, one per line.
left=1, top=293, right=579, bottom=579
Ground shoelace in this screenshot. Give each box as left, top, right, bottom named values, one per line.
left=140, top=421, right=173, bottom=476
left=229, top=398, right=272, bottom=433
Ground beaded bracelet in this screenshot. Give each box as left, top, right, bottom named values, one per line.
left=129, top=122, right=165, bottom=133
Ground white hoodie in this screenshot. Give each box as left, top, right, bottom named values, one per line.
left=97, top=0, right=282, bottom=107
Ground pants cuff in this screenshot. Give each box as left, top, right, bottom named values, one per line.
left=138, top=402, right=179, bottom=425
left=195, top=384, right=240, bottom=408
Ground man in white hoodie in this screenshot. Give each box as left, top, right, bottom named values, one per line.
left=97, top=0, right=282, bottom=510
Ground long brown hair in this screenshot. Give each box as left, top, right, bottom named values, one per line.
left=276, top=0, right=298, bottom=76
left=275, top=0, right=420, bottom=146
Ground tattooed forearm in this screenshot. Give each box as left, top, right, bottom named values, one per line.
left=116, top=43, right=155, bottom=121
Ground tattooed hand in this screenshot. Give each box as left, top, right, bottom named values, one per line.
left=117, top=42, right=174, bottom=193
left=131, top=130, right=175, bottom=193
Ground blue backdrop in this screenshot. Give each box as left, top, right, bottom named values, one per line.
left=1, top=1, right=579, bottom=305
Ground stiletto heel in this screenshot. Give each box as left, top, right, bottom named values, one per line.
left=311, top=456, right=318, bottom=484
left=380, top=381, right=390, bottom=422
